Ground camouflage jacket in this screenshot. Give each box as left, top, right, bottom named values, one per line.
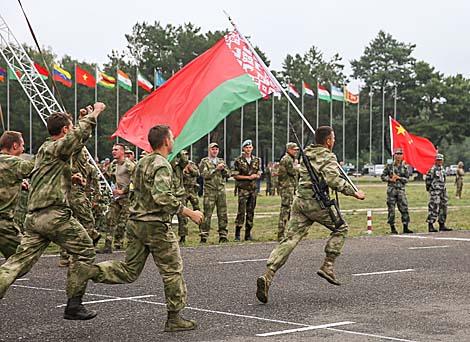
left=0, top=152, right=35, bottom=219
left=232, top=154, right=262, bottom=191
left=456, top=168, right=465, bottom=181
left=199, top=157, right=230, bottom=192
left=171, top=157, right=187, bottom=199
left=129, top=151, right=183, bottom=222
left=183, top=161, right=199, bottom=192
left=297, top=144, right=355, bottom=199
left=108, top=158, right=135, bottom=196
left=425, top=165, right=446, bottom=192
left=380, top=162, right=409, bottom=190
left=278, top=153, right=299, bottom=190
left=28, top=114, right=96, bottom=212
left=71, top=147, right=89, bottom=180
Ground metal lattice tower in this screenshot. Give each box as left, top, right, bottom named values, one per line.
left=0, top=15, right=112, bottom=193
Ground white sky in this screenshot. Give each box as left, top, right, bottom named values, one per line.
left=3, top=0, right=470, bottom=89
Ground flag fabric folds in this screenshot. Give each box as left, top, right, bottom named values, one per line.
left=345, top=88, right=359, bottom=104
left=302, top=81, right=314, bottom=97
left=97, top=70, right=116, bottom=89
left=34, top=63, right=49, bottom=80
left=331, top=85, right=344, bottom=101
left=7, top=68, right=21, bottom=81
left=117, top=70, right=132, bottom=91
left=154, top=69, right=166, bottom=87
left=390, top=117, right=437, bottom=174
left=113, top=30, right=281, bottom=155
left=0, top=67, right=5, bottom=82
left=137, top=72, right=153, bottom=92
left=52, top=65, right=72, bottom=87
left=288, top=83, right=300, bottom=98
left=76, top=66, right=96, bottom=88
left=317, top=84, right=331, bottom=102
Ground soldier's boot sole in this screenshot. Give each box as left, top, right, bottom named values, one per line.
left=63, top=307, right=97, bottom=320
left=164, top=319, right=197, bottom=332
left=256, top=276, right=269, bottom=304
left=317, top=269, right=341, bottom=286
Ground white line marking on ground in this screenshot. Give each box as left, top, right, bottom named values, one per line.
left=353, top=269, right=415, bottom=276
left=55, top=295, right=156, bottom=308
left=408, top=245, right=449, bottom=250
left=218, top=258, right=268, bottom=264
left=394, top=235, right=470, bottom=242
left=327, top=327, right=418, bottom=342
left=14, top=278, right=29, bottom=281
left=256, top=321, right=355, bottom=337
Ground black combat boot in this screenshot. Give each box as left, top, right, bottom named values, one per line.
left=63, top=297, right=97, bottom=320
left=199, top=237, right=207, bottom=244
left=92, top=233, right=102, bottom=247
left=439, top=222, right=453, bottom=231
left=390, top=225, right=398, bottom=235
left=234, top=227, right=241, bottom=241
left=403, top=223, right=414, bottom=234
left=179, top=236, right=186, bottom=244
left=219, top=236, right=228, bottom=243
left=428, top=222, right=438, bottom=232
left=317, top=254, right=341, bottom=286
left=164, top=311, right=197, bottom=332
left=244, top=227, right=252, bottom=241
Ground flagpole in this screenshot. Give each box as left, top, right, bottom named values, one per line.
left=382, top=85, right=385, bottom=164
left=135, top=66, right=139, bottom=160
left=74, top=63, right=77, bottom=123
left=255, top=98, right=259, bottom=154
left=240, top=106, right=244, bottom=147
left=389, top=116, right=394, bottom=154
left=356, top=87, right=361, bottom=177
left=223, top=117, right=227, bottom=163
left=316, top=80, right=319, bottom=129
left=342, top=84, right=346, bottom=162
left=116, top=66, right=120, bottom=143
left=287, top=99, right=290, bottom=144
left=271, top=95, right=275, bottom=162
left=301, top=82, right=304, bottom=146
left=94, top=66, right=98, bottom=159
left=369, top=87, right=373, bottom=165
left=329, top=84, right=333, bottom=127
left=393, top=84, right=397, bottom=120
left=6, top=69, right=10, bottom=130
left=29, top=101, right=32, bottom=153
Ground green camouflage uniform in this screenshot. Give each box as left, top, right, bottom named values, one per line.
left=426, top=165, right=448, bottom=224
left=171, top=154, right=188, bottom=238
left=183, top=161, right=200, bottom=211
left=380, top=162, right=410, bottom=225
left=0, top=115, right=97, bottom=299
left=265, top=164, right=272, bottom=196
left=87, top=152, right=188, bottom=313
left=277, top=153, right=299, bottom=241
left=455, top=167, right=464, bottom=198
left=14, top=187, right=29, bottom=233
left=266, top=144, right=356, bottom=273
left=199, top=157, right=229, bottom=239
left=232, top=154, right=261, bottom=239
left=271, top=163, right=279, bottom=196
left=0, top=153, right=34, bottom=259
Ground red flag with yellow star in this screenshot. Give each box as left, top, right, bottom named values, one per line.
left=76, top=66, right=96, bottom=88
left=390, top=117, right=437, bottom=174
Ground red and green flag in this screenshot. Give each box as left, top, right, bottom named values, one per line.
left=34, top=62, right=49, bottom=80
left=113, top=31, right=281, bottom=154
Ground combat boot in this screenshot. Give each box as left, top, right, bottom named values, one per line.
left=199, top=237, right=207, bottom=244
left=179, top=236, right=186, bottom=245
left=219, top=236, right=228, bottom=243
left=317, top=255, right=341, bottom=286
left=97, top=239, right=113, bottom=254
left=390, top=225, right=398, bottom=235
left=234, top=227, right=241, bottom=241
left=439, top=223, right=453, bottom=231
left=428, top=222, right=438, bottom=233
left=63, top=297, right=97, bottom=320
left=403, top=224, right=414, bottom=234
left=164, top=311, right=197, bottom=332
left=92, top=233, right=102, bottom=247
left=244, top=228, right=253, bottom=241
left=58, top=258, right=70, bottom=268
left=256, top=268, right=274, bottom=304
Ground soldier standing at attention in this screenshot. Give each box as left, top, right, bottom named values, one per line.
left=171, top=150, right=190, bottom=243
left=0, top=103, right=106, bottom=320
left=232, top=139, right=261, bottom=241
left=78, top=125, right=203, bottom=331
left=256, top=126, right=365, bottom=303
left=0, top=131, right=35, bottom=259
left=199, top=142, right=230, bottom=243
left=277, top=142, right=300, bottom=241
left=380, top=148, right=413, bottom=234
left=455, top=161, right=464, bottom=199
left=426, top=154, right=452, bottom=232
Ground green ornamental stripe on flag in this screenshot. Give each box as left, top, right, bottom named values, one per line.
left=331, top=85, right=344, bottom=101
left=317, top=84, right=331, bottom=102
left=113, top=30, right=281, bottom=156
left=117, top=70, right=132, bottom=91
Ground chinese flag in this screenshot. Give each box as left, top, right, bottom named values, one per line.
left=390, top=117, right=437, bottom=174
left=76, top=66, right=96, bottom=88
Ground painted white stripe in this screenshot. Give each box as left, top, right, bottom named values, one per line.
left=256, top=321, right=355, bottom=337
left=15, top=278, right=29, bottom=281
left=353, top=269, right=415, bottom=276
left=327, top=327, right=418, bottom=342
left=218, top=258, right=268, bottom=264
left=56, top=294, right=155, bottom=307
left=395, top=235, right=470, bottom=242
left=408, top=245, right=449, bottom=250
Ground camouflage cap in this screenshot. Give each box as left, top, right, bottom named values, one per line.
left=242, top=139, right=252, bottom=148
left=393, top=148, right=403, bottom=155
left=124, top=146, right=133, bottom=154
left=435, top=153, right=444, bottom=160
left=286, top=142, right=299, bottom=150
left=209, top=142, right=219, bottom=148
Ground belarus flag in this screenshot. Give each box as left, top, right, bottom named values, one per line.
left=302, top=81, right=314, bottom=97
left=288, top=83, right=300, bottom=98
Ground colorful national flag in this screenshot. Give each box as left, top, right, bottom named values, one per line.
left=52, top=64, right=72, bottom=87
left=288, top=83, right=300, bottom=98
left=0, top=67, right=5, bottom=82
left=154, top=69, right=166, bottom=87
left=113, top=30, right=281, bottom=155
left=34, top=63, right=49, bottom=80
left=97, top=70, right=116, bottom=89
left=137, top=72, right=153, bottom=92
left=302, top=81, right=314, bottom=97
left=331, top=85, right=344, bottom=101
left=317, top=84, right=331, bottom=102
left=390, top=117, right=437, bottom=174
left=7, top=67, right=21, bottom=81
left=117, top=69, right=132, bottom=91
left=345, top=88, right=359, bottom=104
left=76, top=66, right=96, bottom=88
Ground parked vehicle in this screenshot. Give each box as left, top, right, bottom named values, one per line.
left=371, top=164, right=385, bottom=177
left=446, top=165, right=458, bottom=176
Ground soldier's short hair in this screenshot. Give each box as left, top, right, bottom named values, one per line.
left=0, top=131, right=23, bottom=150
left=113, top=143, right=126, bottom=151
left=148, top=124, right=171, bottom=150
left=314, top=126, right=333, bottom=145
left=47, top=112, right=72, bottom=136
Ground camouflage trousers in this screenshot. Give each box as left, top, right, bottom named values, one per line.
left=277, top=187, right=295, bottom=241
left=13, top=189, right=28, bottom=233
left=105, top=197, right=130, bottom=248
left=200, top=189, right=228, bottom=239
left=267, top=196, right=348, bottom=273
left=455, top=179, right=463, bottom=198
left=176, top=196, right=189, bottom=237
left=186, top=190, right=200, bottom=211
left=427, top=189, right=448, bottom=224
left=0, top=218, right=21, bottom=259
left=235, top=188, right=257, bottom=232
left=90, top=220, right=187, bottom=312
left=0, top=207, right=96, bottom=299
left=386, top=187, right=410, bottom=225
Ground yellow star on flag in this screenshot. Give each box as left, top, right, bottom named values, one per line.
left=396, top=124, right=407, bottom=135
left=83, top=74, right=88, bottom=81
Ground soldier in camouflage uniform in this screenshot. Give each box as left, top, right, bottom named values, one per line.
left=232, top=139, right=262, bottom=241
left=455, top=161, right=464, bottom=199
left=277, top=142, right=300, bottom=241
left=171, top=151, right=190, bottom=243
left=183, top=160, right=200, bottom=212
left=256, top=127, right=365, bottom=303
left=79, top=125, right=203, bottom=332
left=271, top=162, right=279, bottom=196
left=199, top=142, right=230, bottom=243
left=0, top=132, right=35, bottom=259
left=426, top=154, right=452, bottom=232
left=0, top=104, right=106, bottom=320
left=380, top=148, right=413, bottom=234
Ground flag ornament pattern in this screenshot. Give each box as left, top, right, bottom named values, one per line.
left=98, top=71, right=116, bottom=89
left=288, top=83, right=300, bottom=98
left=52, top=64, right=72, bottom=87
left=317, top=84, right=331, bottom=102
left=390, top=117, right=437, bottom=174
left=331, top=85, right=344, bottom=101
left=137, top=72, right=153, bottom=92
left=302, top=81, right=314, bottom=97
left=34, top=63, right=49, bottom=80
left=0, top=67, right=5, bottom=82
left=117, top=69, right=132, bottom=91
left=345, top=88, right=359, bottom=104
left=76, top=66, right=96, bottom=88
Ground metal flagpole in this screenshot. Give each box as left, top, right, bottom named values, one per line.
left=382, top=85, right=385, bottom=163
left=240, top=106, right=244, bottom=147
left=356, top=87, right=361, bottom=176
left=135, top=66, right=139, bottom=160
left=116, top=66, right=120, bottom=143
left=271, top=94, right=275, bottom=162
left=287, top=99, right=290, bottom=143
left=316, top=80, right=319, bottom=128
left=255, top=98, right=259, bottom=153
left=369, top=87, right=373, bottom=165
left=6, top=68, right=9, bottom=130
left=301, top=82, right=304, bottom=146
left=329, top=85, right=333, bottom=127
left=94, top=66, right=98, bottom=159
left=342, top=84, right=346, bottom=162
left=29, top=101, right=32, bottom=153
left=74, top=63, right=77, bottom=123
left=393, top=84, right=397, bottom=119
left=223, top=117, right=227, bottom=162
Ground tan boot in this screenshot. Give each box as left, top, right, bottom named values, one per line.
left=164, top=311, right=197, bottom=332
left=58, top=258, right=70, bottom=268
left=317, top=255, right=341, bottom=286
left=256, top=268, right=274, bottom=304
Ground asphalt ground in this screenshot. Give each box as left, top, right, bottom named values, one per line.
left=1, top=230, right=469, bottom=342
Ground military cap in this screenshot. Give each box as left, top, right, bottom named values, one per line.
left=393, top=148, right=403, bottom=155
left=209, top=142, right=219, bottom=148
left=242, top=139, right=252, bottom=148
left=435, top=153, right=444, bottom=160
left=180, top=149, right=189, bottom=155
left=286, top=142, right=299, bottom=150
left=124, top=146, right=133, bottom=154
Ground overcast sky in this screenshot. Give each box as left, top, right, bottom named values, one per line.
left=3, top=0, right=470, bottom=84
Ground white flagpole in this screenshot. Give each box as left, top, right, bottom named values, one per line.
left=382, top=85, right=385, bottom=163
left=301, top=82, right=304, bottom=146
left=389, top=116, right=394, bottom=154
left=369, top=87, right=373, bottom=165
left=74, top=63, right=77, bottom=123
left=223, top=117, right=227, bottom=162
left=287, top=99, right=290, bottom=144
left=135, top=66, right=139, bottom=160
left=29, top=101, right=32, bottom=153
left=6, top=69, right=10, bottom=130
left=94, top=66, right=98, bottom=159
left=240, top=106, right=244, bottom=147
left=329, top=84, right=333, bottom=127
left=271, top=95, right=275, bottom=162
left=393, top=84, right=397, bottom=119
left=342, top=84, right=346, bottom=162
left=255, top=98, right=259, bottom=153
left=116, top=66, right=120, bottom=143
left=356, top=87, right=361, bottom=176
left=316, top=80, right=319, bottom=129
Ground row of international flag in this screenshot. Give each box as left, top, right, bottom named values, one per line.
left=0, top=63, right=166, bottom=93
left=286, top=81, right=359, bottom=104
